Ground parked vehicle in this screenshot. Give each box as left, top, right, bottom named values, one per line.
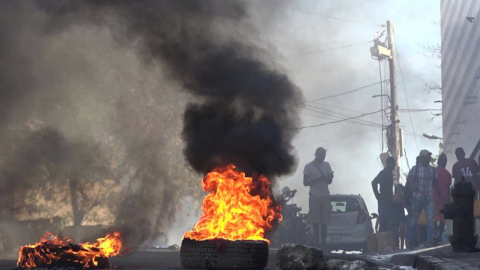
left=270, top=187, right=311, bottom=247
left=325, top=194, right=375, bottom=252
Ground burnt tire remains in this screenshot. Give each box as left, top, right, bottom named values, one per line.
left=180, top=238, right=269, bottom=270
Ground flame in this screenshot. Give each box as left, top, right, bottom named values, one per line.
left=17, top=231, right=124, bottom=268
left=184, top=164, right=282, bottom=243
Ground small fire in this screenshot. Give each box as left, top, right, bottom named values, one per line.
left=184, top=164, right=282, bottom=243
left=17, top=231, right=124, bottom=268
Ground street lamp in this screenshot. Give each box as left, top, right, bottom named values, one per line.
left=423, top=133, right=443, bottom=140
left=372, top=94, right=392, bottom=103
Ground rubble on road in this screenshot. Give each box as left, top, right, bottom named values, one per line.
left=168, top=244, right=179, bottom=250
left=277, top=245, right=385, bottom=270
left=277, top=244, right=324, bottom=270
left=324, top=258, right=381, bottom=270
left=325, top=259, right=350, bottom=270
left=338, top=260, right=369, bottom=270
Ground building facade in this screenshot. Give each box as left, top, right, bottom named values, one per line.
left=442, top=0, right=480, bottom=166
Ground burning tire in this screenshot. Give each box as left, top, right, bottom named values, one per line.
left=180, top=238, right=268, bottom=270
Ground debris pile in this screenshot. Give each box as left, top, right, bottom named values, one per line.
left=277, top=244, right=324, bottom=270
left=277, top=244, right=402, bottom=270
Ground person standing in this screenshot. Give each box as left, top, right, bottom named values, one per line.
left=392, top=184, right=406, bottom=249
left=303, top=147, right=334, bottom=248
left=452, top=147, right=479, bottom=191
left=406, top=150, right=445, bottom=249
left=434, top=153, right=452, bottom=244
left=371, top=157, right=395, bottom=232
left=403, top=156, right=421, bottom=249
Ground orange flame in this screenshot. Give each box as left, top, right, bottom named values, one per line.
left=17, top=231, right=124, bottom=268
left=184, top=164, right=282, bottom=243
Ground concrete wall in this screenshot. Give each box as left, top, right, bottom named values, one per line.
left=441, top=0, right=480, bottom=169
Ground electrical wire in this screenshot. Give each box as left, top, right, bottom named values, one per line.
left=305, top=106, right=384, bottom=129
left=396, top=47, right=419, bottom=151
left=306, top=80, right=388, bottom=102
left=295, top=129, right=379, bottom=147
left=404, top=148, right=411, bottom=171
left=304, top=105, right=384, bottom=128
left=300, top=112, right=339, bottom=121
left=308, top=102, right=365, bottom=115
left=262, top=0, right=383, bottom=27
left=303, top=109, right=383, bottom=130
left=398, top=109, right=442, bottom=112
left=291, top=41, right=373, bottom=56
left=295, top=109, right=384, bottom=130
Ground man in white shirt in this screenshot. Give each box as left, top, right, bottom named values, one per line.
left=303, top=147, right=334, bottom=248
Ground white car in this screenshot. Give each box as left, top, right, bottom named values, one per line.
left=325, top=194, right=374, bottom=252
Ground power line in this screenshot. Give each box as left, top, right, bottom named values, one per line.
left=300, top=112, right=339, bottom=121
left=303, top=109, right=382, bottom=130
left=396, top=47, right=419, bottom=151
left=305, top=105, right=383, bottom=128
left=295, top=129, right=378, bottom=147
left=398, top=109, right=441, bottom=112
left=306, top=81, right=388, bottom=103
left=404, top=148, right=411, bottom=171
left=291, top=41, right=373, bottom=56
left=295, top=109, right=384, bottom=130
left=305, top=104, right=383, bottom=126
left=308, top=100, right=368, bottom=115
left=263, top=0, right=383, bottom=27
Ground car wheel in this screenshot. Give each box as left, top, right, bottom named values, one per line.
left=180, top=238, right=269, bottom=270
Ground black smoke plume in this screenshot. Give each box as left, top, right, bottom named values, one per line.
left=36, top=0, right=303, bottom=177
left=0, top=0, right=302, bottom=248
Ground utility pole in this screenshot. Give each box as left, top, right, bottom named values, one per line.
left=387, top=20, right=400, bottom=184
left=370, top=20, right=400, bottom=184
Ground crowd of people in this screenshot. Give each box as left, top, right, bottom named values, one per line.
left=372, top=147, right=480, bottom=250
left=302, top=146, right=479, bottom=251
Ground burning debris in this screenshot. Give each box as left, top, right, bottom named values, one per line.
left=0, top=0, right=302, bottom=252
left=184, top=165, right=281, bottom=243
left=181, top=165, right=281, bottom=269
left=17, top=232, right=124, bottom=269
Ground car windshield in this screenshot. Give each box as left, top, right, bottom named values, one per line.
left=330, top=197, right=361, bottom=213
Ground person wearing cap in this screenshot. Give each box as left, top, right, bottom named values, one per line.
left=371, top=156, right=396, bottom=233
left=303, top=147, right=334, bottom=248
left=405, top=149, right=444, bottom=249
left=452, top=147, right=479, bottom=191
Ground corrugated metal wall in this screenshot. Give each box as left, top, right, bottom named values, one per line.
left=441, top=0, right=480, bottom=166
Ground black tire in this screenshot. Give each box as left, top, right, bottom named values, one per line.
left=180, top=238, right=269, bottom=270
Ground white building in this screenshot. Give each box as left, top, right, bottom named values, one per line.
left=442, top=0, right=480, bottom=166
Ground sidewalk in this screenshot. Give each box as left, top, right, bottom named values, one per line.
left=415, top=251, right=480, bottom=270
left=391, top=242, right=480, bottom=270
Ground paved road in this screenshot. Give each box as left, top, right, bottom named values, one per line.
left=0, top=250, right=281, bottom=270
left=111, top=250, right=280, bottom=270
left=0, top=249, right=399, bottom=270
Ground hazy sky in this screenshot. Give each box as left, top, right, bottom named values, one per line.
left=246, top=0, right=442, bottom=215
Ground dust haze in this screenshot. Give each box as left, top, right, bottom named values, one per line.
left=0, top=0, right=304, bottom=249
left=0, top=0, right=441, bottom=249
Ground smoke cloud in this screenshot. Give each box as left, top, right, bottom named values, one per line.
left=0, top=0, right=301, bottom=248
left=36, top=0, right=303, bottom=176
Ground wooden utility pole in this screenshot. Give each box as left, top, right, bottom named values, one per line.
left=387, top=20, right=400, bottom=184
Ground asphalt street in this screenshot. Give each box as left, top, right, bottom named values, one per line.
left=0, top=250, right=282, bottom=270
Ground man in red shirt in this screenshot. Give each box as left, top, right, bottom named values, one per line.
left=452, top=147, right=479, bottom=191
left=434, top=153, right=452, bottom=243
